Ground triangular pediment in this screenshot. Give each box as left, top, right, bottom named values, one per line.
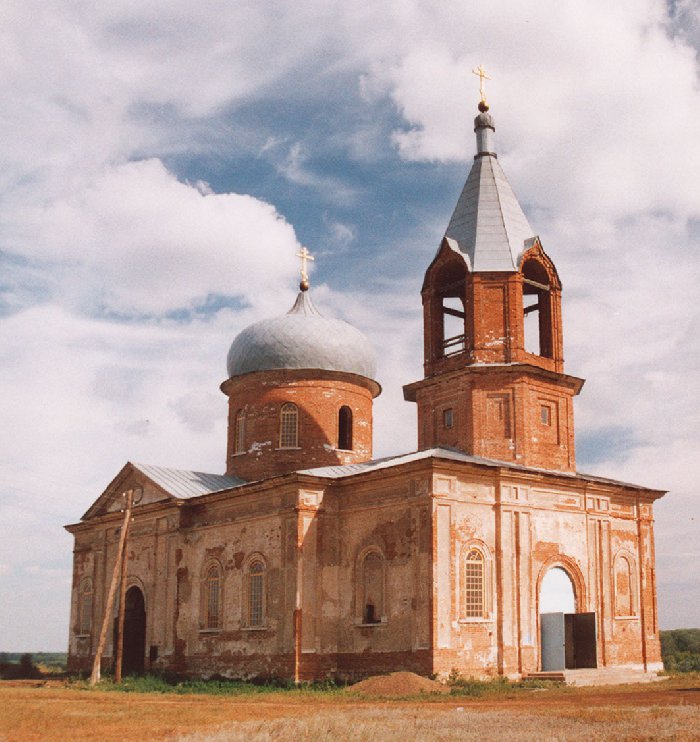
left=81, top=462, right=176, bottom=520
left=81, top=462, right=245, bottom=520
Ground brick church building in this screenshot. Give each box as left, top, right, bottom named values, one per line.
left=66, top=98, right=665, bottom=681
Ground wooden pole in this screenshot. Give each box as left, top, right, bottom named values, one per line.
left=114, top=490, right=134, bottom=683
left=89, top=490, right=133, bottom=685
left=294, top=508, right=304, bottom=686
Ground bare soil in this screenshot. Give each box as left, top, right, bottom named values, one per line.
left=1, top=676, right=699, bottom=741
left=345, top=670, right=449, bottom=696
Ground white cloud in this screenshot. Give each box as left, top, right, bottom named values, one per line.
left=8, top=159, right=301, bottom=315
left=1, top=0, right=699, bottom=649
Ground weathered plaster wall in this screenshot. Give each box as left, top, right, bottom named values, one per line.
left=67, top=462, right=662, bottom=681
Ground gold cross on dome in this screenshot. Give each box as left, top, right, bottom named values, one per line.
left=296, top=246, right=315, bottom=285
left=472, top=64, right=491, bottom=104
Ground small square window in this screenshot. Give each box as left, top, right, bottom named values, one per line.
left=540, top=405, right=552, bottom=425
left=443, top=408, right=454, bottom=428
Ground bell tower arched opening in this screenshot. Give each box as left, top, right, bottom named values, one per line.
left=423, top=251, right=468, bottom=367
left=522, top=258, right=554, bottom=358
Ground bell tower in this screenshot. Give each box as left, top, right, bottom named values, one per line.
left=403, top=82, right=584, bottom=472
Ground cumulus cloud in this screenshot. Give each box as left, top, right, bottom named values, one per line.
left=1, top=0, right=698, bottom=650
left=12, top=159, right=300, bottom=315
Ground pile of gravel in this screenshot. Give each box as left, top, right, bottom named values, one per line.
left=345, top=671, right=449, bottom=697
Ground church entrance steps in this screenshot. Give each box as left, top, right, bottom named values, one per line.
left=522, top=668, right=665, bottom=686
left=562, top=668, right=665, bottom=687
left=522, top=672, right=566, bottom=683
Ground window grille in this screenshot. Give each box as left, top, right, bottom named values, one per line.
left=279, top=403, right=299, bottom=448
left=79, top=579, right=92, bottom=634
left=248, top=561, right=265, bottom=626
left=234, top=409, right=246, bottom=454
left=205, top=566, right=221, bottom=630
left=465, top=549, right=484, bottom=618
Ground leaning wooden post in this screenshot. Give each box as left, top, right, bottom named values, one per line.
left=114, top=489, right=134, bottom=683
left=89, top=490, right=133, bottom=685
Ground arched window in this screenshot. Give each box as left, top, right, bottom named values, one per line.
left=522, top=259, right=553, bottom=357
left=203, top=564, right=222, bottom=630
left=615, top=555, right=635, bottom=617
left=338, top=406, right=353, bottom=450
left=465, top=549, right=485, bottom=618
left=79, top=578, right=93, bottom=635
left=247, top=560, right=266, bottom=627
left=234, top=409, right=246, bottom=454
left=361, top=550, right=384, bottom=624
left=279, top=403, right=299, bottom=448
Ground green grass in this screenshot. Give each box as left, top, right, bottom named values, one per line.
left=72, top=672, right=560, bottom=698
left=75, top=674, right=347, bottom=696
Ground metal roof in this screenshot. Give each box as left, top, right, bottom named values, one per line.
left=126, top=448, right=662, bottom=504
left=444, top=112, right=536, bottom=272
left=226, top=290, right=377, bottom=380
left=297, top=447, right=664, bottom=493
left=132, top=463, right=245, bottom=499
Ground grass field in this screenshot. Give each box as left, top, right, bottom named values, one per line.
left=1, top=674, right=700, bottom=741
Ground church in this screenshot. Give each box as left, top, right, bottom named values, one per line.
left=66, top=90, right=665, bottom=682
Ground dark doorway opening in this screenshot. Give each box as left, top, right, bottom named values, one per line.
left=540, top=611, right=597, bottom=671
left=116, top=586, right=146, bottom=676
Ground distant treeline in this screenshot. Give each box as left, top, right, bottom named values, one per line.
left=0, top=652, right=67, bottom=679
left=660, top=629, right=700, bottom=672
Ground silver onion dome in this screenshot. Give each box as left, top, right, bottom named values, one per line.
left=226, top=290, right=377, bottom=380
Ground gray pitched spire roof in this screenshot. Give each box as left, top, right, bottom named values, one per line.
left=444, top=112, right=536, bottom=272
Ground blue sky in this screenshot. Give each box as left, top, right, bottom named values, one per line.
left=0, top=0, right=698, bottom=650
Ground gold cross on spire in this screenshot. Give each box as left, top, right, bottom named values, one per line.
left=296, top=246, right=315, bottom=291
left=472, top=64, right=491, bottom=111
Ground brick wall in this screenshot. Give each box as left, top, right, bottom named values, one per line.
left=221, top=369, right=379, bottom=481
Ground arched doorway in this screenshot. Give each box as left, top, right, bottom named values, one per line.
left=122, top=586, right=146, bottom=676
left=539, top=566, right=596, bottom=671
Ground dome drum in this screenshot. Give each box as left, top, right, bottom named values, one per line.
left=222, top=369, right=376, bottom=481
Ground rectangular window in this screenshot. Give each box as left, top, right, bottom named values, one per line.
left=540, top=405, right=552, bottom=425
left=443, top=408, right=454, bottom=429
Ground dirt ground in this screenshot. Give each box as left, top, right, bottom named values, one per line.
left=1, top=676, right=699, bottom=741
